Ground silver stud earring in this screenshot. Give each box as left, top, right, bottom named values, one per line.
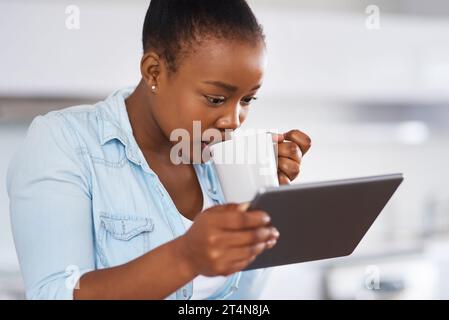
left=151, top=85, right=157, bottom=92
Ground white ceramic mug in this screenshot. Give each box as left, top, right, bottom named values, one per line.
left=209, top=131, right=279, bottom=203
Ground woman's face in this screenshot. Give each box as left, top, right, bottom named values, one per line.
left=152, top=37, right=267, bottom=162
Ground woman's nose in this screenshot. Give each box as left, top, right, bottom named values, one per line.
left=217, top=104, right=241, bottom=130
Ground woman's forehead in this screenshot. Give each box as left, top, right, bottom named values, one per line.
left=176, top=38, right=266, bottom=87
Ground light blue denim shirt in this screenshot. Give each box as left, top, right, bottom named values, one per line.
left=6, top=87, right=270, bottom=300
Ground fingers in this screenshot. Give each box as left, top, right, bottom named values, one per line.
left=228, top=242, right=268, bottom=261
left=226, top=226, right=280, bottom=247
left=278, top=157, right=300, bottom=181
left=213, top=207, right=271, bottom=230
left=275, top=130, right=309, bottom=185
left=277, top=141, right=302, bottom=163
left=283, top=129, right=312, bottom=156
left=278, top=171, right=291, bottom=185
left=225, top=238, right=279, bottom=273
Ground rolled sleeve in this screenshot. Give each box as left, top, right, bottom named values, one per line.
left=6, top=114, right=95, bottom=300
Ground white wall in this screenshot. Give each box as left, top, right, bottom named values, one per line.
left=1, top=1, right=449, bottom=102
left=0, top=124, right=28, bottom=271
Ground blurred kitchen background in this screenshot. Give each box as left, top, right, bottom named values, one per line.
left=1, top=0, right=449, bottom=299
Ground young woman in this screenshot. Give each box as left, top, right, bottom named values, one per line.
left=7, top=0, right=311, bottom=300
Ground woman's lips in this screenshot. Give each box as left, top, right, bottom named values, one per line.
left=198, top=136, right=227, bottom=150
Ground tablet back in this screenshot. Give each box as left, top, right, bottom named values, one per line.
left=244, top=174, right=403, bottom=270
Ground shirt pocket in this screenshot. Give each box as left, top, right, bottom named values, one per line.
left=97, top=213, right=154, bottom=268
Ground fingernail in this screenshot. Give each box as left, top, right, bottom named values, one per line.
left=238, top=202, right=250, bottom=211
left=272, top=228, right=280, bottom=238
left=266, top=239, right=277, bottom=249
left=263, top=214, right=271, bottom=223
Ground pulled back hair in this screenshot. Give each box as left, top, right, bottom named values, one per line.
left=142, top=0, right=265, bottom=73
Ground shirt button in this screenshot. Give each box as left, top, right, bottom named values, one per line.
left=182, top=288, right=188, bottom=298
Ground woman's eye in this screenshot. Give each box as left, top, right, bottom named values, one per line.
left=205, top=95, right=226, bottom=106
left=240, top=96, right=258, bottom=106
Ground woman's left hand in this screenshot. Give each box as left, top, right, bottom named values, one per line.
left=272, top=129, right=312, bottom=185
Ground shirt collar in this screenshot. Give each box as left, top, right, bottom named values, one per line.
left=95, top=87, right=224, bottom=200
left=96, top=86, right=142, bottom=167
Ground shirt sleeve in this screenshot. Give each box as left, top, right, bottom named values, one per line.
left=6, top=114, right=95, bottom=300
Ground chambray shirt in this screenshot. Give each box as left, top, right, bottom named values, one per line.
left=6, top=87, right=270, bottom=300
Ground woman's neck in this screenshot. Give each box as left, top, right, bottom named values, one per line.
left=125, top=80, right=174, bottom=161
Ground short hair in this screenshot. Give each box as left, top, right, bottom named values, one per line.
left=142, top=0, right=265, bottom=73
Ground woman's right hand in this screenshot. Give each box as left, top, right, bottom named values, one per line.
left=179, top=203, right=279, bottom=277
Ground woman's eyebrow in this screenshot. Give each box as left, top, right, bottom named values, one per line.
left=202, top=81, right=261, bottom=93
left=202, top=81, right=238, bottom=92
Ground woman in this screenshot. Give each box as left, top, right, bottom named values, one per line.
left=7, top=0, right=311, bottom=300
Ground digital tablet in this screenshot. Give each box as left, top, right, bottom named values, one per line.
left=243, top=173, right=403, bottom=271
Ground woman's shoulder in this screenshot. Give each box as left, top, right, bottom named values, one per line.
left=6, top=105, right=99, bottom=198
left=6, top=101, right=107, bottom=186
left=21, top=96, right=122, bottom=158
left=34, top=88, right=133, bottom=151
left=38, top=102, right=102, bottom=143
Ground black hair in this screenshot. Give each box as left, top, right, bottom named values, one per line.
left=142, top=0, right=265, bottom=73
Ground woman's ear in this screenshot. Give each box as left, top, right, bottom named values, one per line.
left=140, top=52, right=161, bottom=91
